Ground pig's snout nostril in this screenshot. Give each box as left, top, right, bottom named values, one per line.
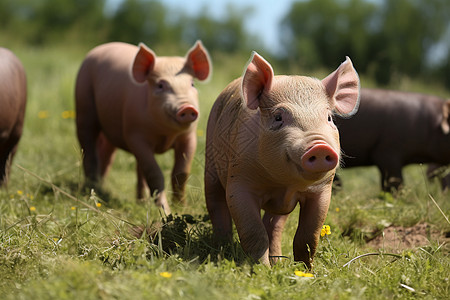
left=176, top=105, right=198, bottom=124
left=301, top=144, right=338, bottom=173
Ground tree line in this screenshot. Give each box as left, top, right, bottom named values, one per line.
left=1, top=0, right=449, bottom=88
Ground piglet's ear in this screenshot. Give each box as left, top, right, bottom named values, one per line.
left=132, top=43, right=156, bottom=84
left=322, top=56, right=360, bottom=117
left=241, top=51, right=274, bottom=110
left=184, top=40, right=212, bottom=81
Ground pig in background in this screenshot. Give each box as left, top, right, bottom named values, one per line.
left=0, top=47, right=27, bottom=187
left=335, top=88, right=450, bottom=192
left=205, top=52, right=360, bottom=268
left=75, top=41, right=211, bottom=215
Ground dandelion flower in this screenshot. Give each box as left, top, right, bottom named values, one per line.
left=295, top=271, right=314, bottom=278
left=17, top=190, right=23, bottom=196
left=27, top=193, right=34, bottom=200
left=159, top=272, right=172, bottom=278
left=96, top=203, right=102, bottom=208
left=38, top=111, right=49, bottom=119
left=30, top=206, right=36, bottom=212
left=71, top=206, right=76, bottom=210
left=61, top=110, right=75, bottom=119
left=335, top=207, right=340, bottom=212
left=321, top=225, right=331, bottom=237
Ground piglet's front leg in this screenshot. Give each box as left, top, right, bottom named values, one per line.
left=132, top=142, right=171, bottom=215
left=227, top=182, right=270, bottom=266
left=171, top=134, right=197, bottom=204
left=293, top=185, right=332, bottom=269
left=263, top=212, right=289, bottom=264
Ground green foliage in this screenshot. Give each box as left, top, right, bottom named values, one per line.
left=0, top=0, right=258, bottom=56
left=281, top=0, right=450, bottom=87
left=1, top=0, right=449, bottom=88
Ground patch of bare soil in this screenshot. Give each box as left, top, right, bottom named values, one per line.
left=366, top=223, right=449, bottom=252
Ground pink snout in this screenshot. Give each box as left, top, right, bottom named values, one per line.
left=301, top=144, right=339, bottom=173
left=176, top=105, right=199, bottom=124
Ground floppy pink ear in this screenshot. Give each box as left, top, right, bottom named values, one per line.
left=132, top=43, right=156, bottom=83
left=184, top=40, right=211, bottom=81
left=322, top=56, right=360, bottom=117
left=241, top=52, right=274, bottom=110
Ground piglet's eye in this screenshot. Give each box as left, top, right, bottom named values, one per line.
left=155, top=80, right=169, bottom=92
left=328, top=113, right=337, bottom=129
left=270, top=113, right=284, bottom=130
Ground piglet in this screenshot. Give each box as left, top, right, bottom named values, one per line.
left=75, top=41, right=211, bottom=214
left=0, top=47, right=27, bottom=186
left=205, top=52, right=359, bottom=268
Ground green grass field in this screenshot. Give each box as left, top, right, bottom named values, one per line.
left=1, top=44, right=449, bottom=299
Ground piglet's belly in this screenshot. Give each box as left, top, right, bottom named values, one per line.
left=261, top=191, right=299, bottom=215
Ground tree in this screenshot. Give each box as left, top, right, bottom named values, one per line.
left=181, top=4, right=258, bottom=54
left=281, top=0, right=450, bottom=86
left=107, top=0, right=174, bottom=45
left=281, top=0, right=376, bottom=71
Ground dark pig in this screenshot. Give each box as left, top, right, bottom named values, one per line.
left=205, top=52, right=360, bottom=267
left=0, top=47, right=27, bottom=186
left=335, top=88, right=450, bottom=191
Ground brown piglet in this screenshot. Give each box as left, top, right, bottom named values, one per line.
left=205, top=52, right=360, bottom=268
left=0, top=47, right=27, bottom=186
left=75, top=41, right=211, bottom=214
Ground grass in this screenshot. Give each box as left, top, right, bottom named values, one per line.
left=1, top=43, right=449, bottom=299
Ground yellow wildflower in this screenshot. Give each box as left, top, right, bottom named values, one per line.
left=61, top=110, right=76, bottom=119
left=30, top=206, right=36, bottom=212
left=96, top=202, right=102, bottom=208
left=27, top=193, right=34, bottom=200
left=38, top=111, right=49, bottom=119
left=71, top=206, right=76, bottom=210
left=159, top=272, right=173, bottom=278
left=335, top=207, right=340, bottom=212
left=321, top=225, right=331, bottom=237
left=295, top=271, right=314, bottom=277
left=17, top=190, right=24, bottom=196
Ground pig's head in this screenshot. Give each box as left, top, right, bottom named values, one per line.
left=131, top=41, right=211, bottom=130
left=241, top=52, right=360, bottom=186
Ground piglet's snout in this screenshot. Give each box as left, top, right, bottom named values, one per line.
left=176, top=105, right=199, bottom=124
left=301, top=144, right=338, bottom=173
